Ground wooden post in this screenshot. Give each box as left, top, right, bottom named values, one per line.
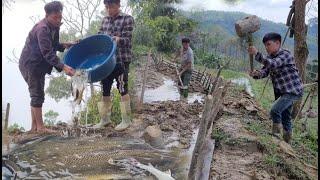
left=138, top=51, right=151, bottom=109
left=196, top=139, right=215, bottom=180
left=196, top=83, right=229, bottom=180
left=188, top=95, right=213, bottom=180
left=211, top=66, right=224, bottom=94
left=205, top=74, right=212, bottom=90
left=4, top=103, right=10, bottom=131
left=200, top=68, right=207, bottom=83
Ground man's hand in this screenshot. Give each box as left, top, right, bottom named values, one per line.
left=62, top=40, right=79, bottom=49
left=248, top=46, right=258, bottom=56
left=112, top=36, right=120, bottom=44
left=249, top=70, right=260, bottom=78
left=63, top=64, right=75, bottom=76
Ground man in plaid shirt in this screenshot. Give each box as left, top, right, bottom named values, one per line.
left=248, top=32, right=303, bottom=144
left=94, top=0, right=134, bottom=131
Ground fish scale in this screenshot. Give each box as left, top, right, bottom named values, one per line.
left=63, top=150, right=164, bottom=165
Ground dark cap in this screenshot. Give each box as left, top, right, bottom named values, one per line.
left=44, top=1, right=63, bottom=14
left=181, top=37, right=190, bottom=43
left=262, top=32, right=281, bottom=44
left=104, top=0, right=120, bottom=4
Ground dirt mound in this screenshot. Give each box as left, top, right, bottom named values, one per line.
left=137, top=100, right=203, bottom=148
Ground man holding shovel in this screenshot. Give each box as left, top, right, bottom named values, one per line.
left=173, top=37, right=194, bottom=98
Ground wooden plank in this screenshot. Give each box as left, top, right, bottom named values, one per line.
left=188, top=95, right=213, bottom=180
left=196, top=138, right=215, bottom=180
left=195, top=83, right=229, bottom=180
left=206, top=83, right=230, bottom=133
left=4, top=103, right=10, bottom=131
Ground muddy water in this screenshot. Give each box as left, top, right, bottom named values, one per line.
left=143, top=77, right=204, bottom=103
left=231, top=78, right=254, bottom=97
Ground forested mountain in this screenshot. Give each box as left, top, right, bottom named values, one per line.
left=182, top=10, right=318, bottom=61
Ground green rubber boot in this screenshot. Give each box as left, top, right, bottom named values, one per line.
left=94, top=96, right=112, bottom=128
left=115, top=95, right=132, bottom=131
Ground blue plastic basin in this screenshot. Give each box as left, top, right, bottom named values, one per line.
left=63, top=34, right=116, bottom=83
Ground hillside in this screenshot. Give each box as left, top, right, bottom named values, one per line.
left=182, top=10, right=318, bottom=61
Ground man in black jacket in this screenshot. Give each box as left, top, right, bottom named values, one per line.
left=19, top=1, right=77, bottom=133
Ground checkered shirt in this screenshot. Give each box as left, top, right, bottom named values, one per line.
left=99, top=12, right=134, bottom=63
left=254, top=48, right=303, bottom=96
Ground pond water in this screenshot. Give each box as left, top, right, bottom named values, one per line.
left=143, top=77, right=204, bottom=104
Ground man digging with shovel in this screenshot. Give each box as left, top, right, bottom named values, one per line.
left=173, top=37, right=194, bottom=99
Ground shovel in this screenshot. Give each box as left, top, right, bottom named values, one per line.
left=175, top=65, right=187, bottom=90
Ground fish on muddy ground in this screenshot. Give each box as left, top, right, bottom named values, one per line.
left=71, top=70, right=87, bottom=105
left=128, top=158, right=175, bottom=180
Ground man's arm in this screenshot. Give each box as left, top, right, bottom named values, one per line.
left=37, top=27, right=75, bottom=76
left=56, top=43, right=65, bottom=52
left=179, top=62, right=192, bottom=75
left=250, top=65, right=269, bottom=79
left=36, top=26, right=64, bottom=70
left=255, top=50, right=292, bottom=69
left=248, top=46, right=292, bottom=69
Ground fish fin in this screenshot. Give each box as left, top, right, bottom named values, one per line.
left=165, top=169, right=172, bottom=175
left=148, top=163, right=155, bottom=168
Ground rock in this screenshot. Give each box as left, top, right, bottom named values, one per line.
left=143, top=125, right=164, bottom=148
left=307, top=111, right=318, bottom=118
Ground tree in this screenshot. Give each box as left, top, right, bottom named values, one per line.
left=45, top=75, right=72, bottom=102
left=2, top=0, right=14, bottom=15
left=292, top=0, right=311, bottom=118
left=44, top=110, right=59, bottom=126
left=42, top=0, right=102, bottom=38
left=128, top=0, right=196, bottom=52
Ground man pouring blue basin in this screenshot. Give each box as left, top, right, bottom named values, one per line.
left=94, top=0, right=134, bottom=131
left=19, top=1, right=79, bottom=134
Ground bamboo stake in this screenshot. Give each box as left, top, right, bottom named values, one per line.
left=139, top=50, right=151, bottom=108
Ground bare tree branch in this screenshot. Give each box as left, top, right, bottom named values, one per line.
left=29, top=15, right=41, bottom=25
left=2, top=0, right=15, bottom=15
left=6, top=49, right=19, bottom=64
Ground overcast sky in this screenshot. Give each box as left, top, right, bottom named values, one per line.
left=2, top=0, right=318, bottom=130
left=178, top=0, right=318, bottom=23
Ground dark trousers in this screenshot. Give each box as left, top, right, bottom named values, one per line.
left=270, top=93, right=302, bottom=132
left=101, top=62, right=130, bottom=96
left=181, top=69, right=192, bottom=87
left=19, top=65, right=45, bottom=107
